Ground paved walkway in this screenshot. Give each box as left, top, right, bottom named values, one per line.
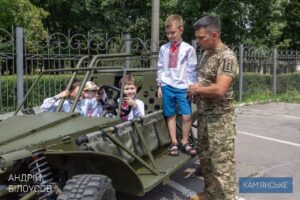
left=119, top=103, right=300, bottom=199
left=2, top=103, right=299, bottom=199
left=236, top=103, right=300, bottom=200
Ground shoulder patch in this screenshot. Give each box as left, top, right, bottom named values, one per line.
left=223, top=59, right=233, bottom=72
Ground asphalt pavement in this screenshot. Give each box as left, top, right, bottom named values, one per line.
left=118, top=103, right=300, bottom=200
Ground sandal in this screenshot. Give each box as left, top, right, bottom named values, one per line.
left=168, top=144, right=179, bottom=156
left=181, top=143, right=197, bottom=156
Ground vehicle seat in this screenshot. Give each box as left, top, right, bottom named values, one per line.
left=137, top=72, right=161, bottom=114
left=88, top=110, right=170, bottom=163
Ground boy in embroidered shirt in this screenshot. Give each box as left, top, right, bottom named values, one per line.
left=119, top=75, right=144, bottom=121
left=157, top=15, right=197, bottom=156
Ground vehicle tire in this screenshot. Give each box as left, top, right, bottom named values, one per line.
left=57, top=174, right=116, bottom=200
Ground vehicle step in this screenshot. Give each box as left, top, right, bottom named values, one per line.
left=135, top=151, right=192, bottom=192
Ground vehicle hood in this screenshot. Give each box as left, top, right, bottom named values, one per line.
left=0, top=112, right=119, bottom=154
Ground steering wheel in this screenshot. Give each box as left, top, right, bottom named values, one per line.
left=99, top=85, right=131, bottom=119
left=99, top=84, right=121, bottom=101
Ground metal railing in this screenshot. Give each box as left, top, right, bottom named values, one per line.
left=0, top=27, right=300, bottom=112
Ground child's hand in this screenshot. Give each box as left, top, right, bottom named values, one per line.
left=157, top=87, right=162, bottom=98
left=124, top=97, right=137, bottom=108
left=95, top=94, right=101, bottom=101
left=57, top=90, right=69, bottom=98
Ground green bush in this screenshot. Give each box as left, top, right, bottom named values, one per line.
left=234, top=73, right=271, bottom=96
left=1, top=72, right=300, bottom=112
left=277, top=73, right=300, bottom=93
left=1, top=74, right=76, bottom=112
left=234, top=72, right=300, bottom=101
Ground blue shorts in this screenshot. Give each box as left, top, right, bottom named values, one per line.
left=161, top=85, right=192, bottom=117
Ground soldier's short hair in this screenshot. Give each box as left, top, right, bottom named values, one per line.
left=165, top=15, right=184, bottom=28
left=194, top=15, right=221, bottom=33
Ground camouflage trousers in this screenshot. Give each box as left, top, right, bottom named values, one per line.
left=197, top=112, right=236, bottom=200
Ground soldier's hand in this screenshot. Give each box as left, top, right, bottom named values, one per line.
left=188, top=84, right=199, bottom=99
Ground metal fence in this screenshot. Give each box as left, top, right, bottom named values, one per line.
left=0, top=27, right=300, bottom=112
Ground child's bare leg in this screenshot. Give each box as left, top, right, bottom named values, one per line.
left=181, top=115, right=192, bottom=144
left=181, top=115, right=196, bottom=155
left=167, top=115, right=177, bottom=144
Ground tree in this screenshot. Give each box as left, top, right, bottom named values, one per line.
left=31, top=0, right=153, bottom=38
left=175, top=0, right=290, bottom=48
left=0, top=0, right=48, bottom=40
left=242, top=0, right=287, bottom=48
left=282, top=0, right=300, bottom=49
left=4, top=0, right=298, bottom=50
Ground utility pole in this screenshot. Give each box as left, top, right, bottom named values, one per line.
left=16, top=27, right=24, bottom=108
left=150, top=0, right=159, bottom=68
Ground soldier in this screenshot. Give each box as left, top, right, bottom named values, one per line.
left=188, top=16, right=239, bottom=200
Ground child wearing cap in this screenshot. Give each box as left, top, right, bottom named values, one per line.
left=81, top=81, right=106, bottom=117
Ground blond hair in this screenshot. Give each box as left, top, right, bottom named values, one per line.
left=165, top=15, right=184, bottom=28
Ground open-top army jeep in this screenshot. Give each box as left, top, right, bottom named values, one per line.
left=0, top=53, right=198, bottom=200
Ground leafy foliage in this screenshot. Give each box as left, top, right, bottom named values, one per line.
left=0, top=0, right=299, bottom=49
left=0, top=0, right=48, bottom=40
left=0, top=74, right=85, bottom=111
left=30, top=0, right=153, bottom=38
left=234, top=72, right=272, bottom=98
left=2, top=72, right=299, bottom=111
left=234, top=72, right=300, bottom=101
left=282, top=0, right=300, bottom=49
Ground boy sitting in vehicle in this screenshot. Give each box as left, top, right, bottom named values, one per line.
left=81, top=81, right=105, bottom=117
left=40, top=78, right=83, bottom=113
left=119, top=75, right=145, bottom=121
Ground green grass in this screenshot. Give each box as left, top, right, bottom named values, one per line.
left=234, top=90, right=300, bottom=105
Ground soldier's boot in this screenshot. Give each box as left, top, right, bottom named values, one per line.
left=188, top=193, right=208, bottom=200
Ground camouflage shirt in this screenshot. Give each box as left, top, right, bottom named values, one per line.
left=195, top=45, right=238, bottom=114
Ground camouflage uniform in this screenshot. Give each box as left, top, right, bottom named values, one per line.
left=194, top=45, right=238, bottom=200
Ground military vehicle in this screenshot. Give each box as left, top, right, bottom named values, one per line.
left=0, top=53, right=198, bottom=200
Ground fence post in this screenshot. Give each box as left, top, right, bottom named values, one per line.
left=272, top=48, right=277, bottom=95
left=150, top=0, right=160, bottom=68
left=124, top=32, right=131, bottom=69
left=16, top=27, right=24, bottom=108
left=239, top=44, right=244, bottom=102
